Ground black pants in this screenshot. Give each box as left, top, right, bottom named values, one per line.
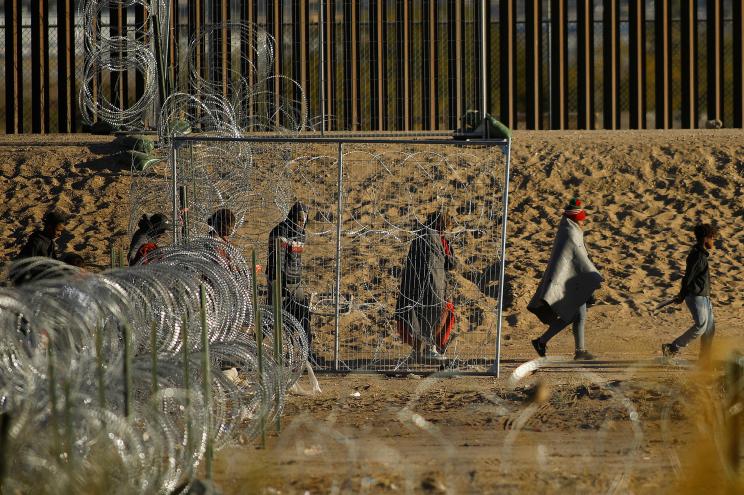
left=268, top=282, right=312, bottom=348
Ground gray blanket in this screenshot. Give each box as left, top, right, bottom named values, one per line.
left=527, top=217, right=603, bottom=324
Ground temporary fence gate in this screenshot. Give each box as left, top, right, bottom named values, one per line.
left=169, top=135, right=511, bottom=375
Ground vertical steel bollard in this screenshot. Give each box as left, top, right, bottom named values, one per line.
left=333, top=142, right=344, bottom=371
left=199, top=284, right=213, bottom=480
left=480, top=0, right=488, bottom=130
left=118, top=246, right=126, bottom=268
left=319, top=0, right=326, bottom=135
left=251, top=249, right=266, bottom=447
left=123, top=323, right=132, bottom=417
left=110, top=244, right=116, bottom=269
left=181, top=314, right=192, bottom=459
left=726, top=352, right=743, bottom=473
left=273, top=237, right=283, bottom=433
left=95, top=322, right=105, bottom=408
left=150, top=321, right=159, bottom=396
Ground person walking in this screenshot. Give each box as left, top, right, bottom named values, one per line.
left=395, top=209, right=457, bottom=362
left=267, top=202, right=313, bottom=356
left=528, top=198, right=603, bottom=360
left=662, top=223, right=718, bottom=359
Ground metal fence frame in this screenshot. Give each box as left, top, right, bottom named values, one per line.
left=170, top=133, right=512, bottom=375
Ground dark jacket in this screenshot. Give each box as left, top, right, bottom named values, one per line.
left=679, top=244, right=711, bottom=298
left=17, top=230, right=56, bottom=260
left=395, top=224, right=456, bottom=341
left=267, top=202, right=308, bottom=286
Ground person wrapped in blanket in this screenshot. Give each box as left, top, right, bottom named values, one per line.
left=128, top=213, right=169, bottom=265
left=267, top=202, right=313, bottom=359
left=527, top=198, right=603, bottom=360
left=396, top=209, right=457, bottom=362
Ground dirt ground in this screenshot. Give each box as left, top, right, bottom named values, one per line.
left=0, top=131, right=742, bottom=493
left=214, top=361, right=740, bottom=494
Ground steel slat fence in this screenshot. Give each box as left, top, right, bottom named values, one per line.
left=1, top=0, right=742, bottom=133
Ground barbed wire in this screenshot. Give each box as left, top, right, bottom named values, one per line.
left=0, top=237, right=309, bottom=493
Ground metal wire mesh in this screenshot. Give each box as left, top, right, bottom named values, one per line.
left=170, top=135, right=511, bottom=373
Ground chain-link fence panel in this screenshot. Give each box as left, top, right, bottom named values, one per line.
left=169, top=135, right=512, bottom=374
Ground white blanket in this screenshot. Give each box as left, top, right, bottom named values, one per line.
left=527, top=217, right=603, bottom=324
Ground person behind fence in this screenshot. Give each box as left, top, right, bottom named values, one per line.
left=528, top=198, right=602, bottom=361
left=267, top=202, right=312, bottom=355
left=128, top=213, right=169, bottom=265
left=17, top=209, right=68, bottom=260
left=395, top=209, right=457, bottom=362
left=207, top=207, right=237, bottom=265
left=661, top=223, right=718, bottom=359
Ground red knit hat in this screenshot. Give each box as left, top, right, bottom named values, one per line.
left=563, top=198, right=587, bottom=221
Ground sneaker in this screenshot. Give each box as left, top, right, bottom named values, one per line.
left=421, top=346, right=446, bottom=361
left=573, top=350, right=595, bottom=361
left=662, top=343, right=679, bottom=357
left=531, top=338, right=546, bottom=358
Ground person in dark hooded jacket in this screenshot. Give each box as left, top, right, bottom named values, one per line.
left=395, top=209, right=457, bottom=361
left=17, top=209, right=68, bottom=260
left=128, top=213, right=169, bottom=265
left=267, top=202, right=311, bottom=350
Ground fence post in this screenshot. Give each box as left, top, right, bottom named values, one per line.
left=726, top=352, right=743, bottom=474
left=493, top=140, right=512, bottom=377
left=251, top=249, right=266, bottom=447
left=123, top=323, right=132, bottom=417
left=199, top=284, right=213, bottom=480
left=334, top=143, right=344, bottom=371
left=4, top=0, right=23, bottom=133
left=151, top=321, right=159, bottom=396
left=171, top=142, right=180, bottom=245
left=272, top=237, right=283, bottom=433
left=181, top=314, right=192, bottom=458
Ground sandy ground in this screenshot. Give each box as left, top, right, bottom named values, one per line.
left=214, top=367, right=739, bottom=494
left=0, top=130, right=742, bottom=492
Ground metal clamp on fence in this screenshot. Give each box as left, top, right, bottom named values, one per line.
left=309, top=292, right=354, bottom=317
